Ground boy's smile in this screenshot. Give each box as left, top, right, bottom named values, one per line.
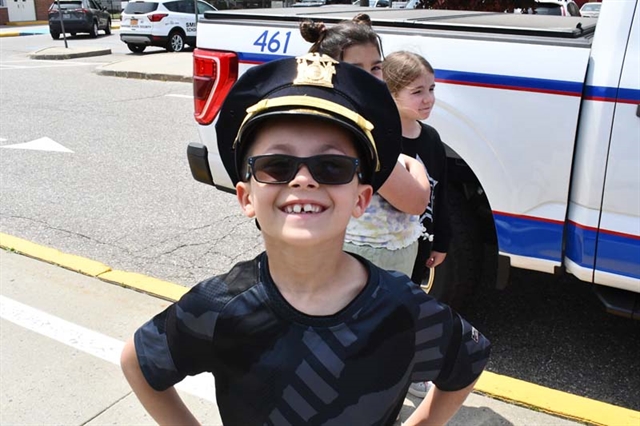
left=236, top=117, right=373, bottom=249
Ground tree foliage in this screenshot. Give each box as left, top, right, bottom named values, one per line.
left=413, top=0, right=539, bottom=12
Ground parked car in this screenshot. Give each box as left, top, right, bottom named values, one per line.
left=48, top=0, right=111, bottom=39
left=579, top=2, right=601, bottom=17
left=351, top=0, right=390, bottom=7
left=120, top=0, right=217, bottom=53
left=516, top=0, right=582, bottom=16
left=291, top=0, right=325, bottom=6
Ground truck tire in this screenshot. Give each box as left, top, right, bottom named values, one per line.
left=422, top=184, right=483, bottom=311
left=105, top=18, right=112, bottom=35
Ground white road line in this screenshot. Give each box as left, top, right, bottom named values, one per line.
left=0, top=61, right=110, bottom=71
left=165, top=94, right=193, bottom=99
left=0, top=59, right=111, bottom=65
left=0, top=295, right=216, bottom=403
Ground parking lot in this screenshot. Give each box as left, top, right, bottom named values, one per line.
left=0, top=22, right=639, bottom=425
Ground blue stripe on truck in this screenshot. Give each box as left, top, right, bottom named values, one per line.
left=566, top=221, right=640, bottom=280
left=494, top=212, right=640, bottom=279
left=237, top=52, right=584, bottom=96
left=493, top=212, right=563, bottom=262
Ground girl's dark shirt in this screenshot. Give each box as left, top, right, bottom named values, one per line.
left=402, top=122, right=451, bottom=253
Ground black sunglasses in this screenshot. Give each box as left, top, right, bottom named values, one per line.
left=245, top=154, right=361, bottom=185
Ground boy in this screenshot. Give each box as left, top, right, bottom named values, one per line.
left=120, top=53, right=490, bottom=426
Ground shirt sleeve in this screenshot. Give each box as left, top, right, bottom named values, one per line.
left=432, top=311, right=491, bottom=391
left=134, top=281, right=221, bottom=391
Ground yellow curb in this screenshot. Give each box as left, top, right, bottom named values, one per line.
left=476, top=371, right=640, bottom=426
left=2, top=231, right=640, bottom=426
left=0, top=233, right=111, bottom=277
left=0, top=32, right=21, bottom=37
left=5, top=20, right=48, bottom=26
left=0, top=232, right=187, bottom=302
left=98, top=270, right=188, bottom=302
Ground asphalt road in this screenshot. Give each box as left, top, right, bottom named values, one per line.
left=1, top=30, right=639, bottom=415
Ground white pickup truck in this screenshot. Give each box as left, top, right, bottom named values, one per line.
left=187, top=1, right=640, bottom=318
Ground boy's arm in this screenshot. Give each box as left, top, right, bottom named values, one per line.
left=403, top=379, right=478, bottom=426
left=378, top=155, right=430, bottom=215
left=120, top=338, right=201, bottom=426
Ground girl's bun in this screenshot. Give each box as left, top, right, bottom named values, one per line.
left=299, top=19, right=327, bottom=43
left=352, top=13, right=372, bottom=27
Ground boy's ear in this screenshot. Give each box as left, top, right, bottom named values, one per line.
left=352, top=184, right=373, bottom=218
left=236, top=181, right=256, bottom=218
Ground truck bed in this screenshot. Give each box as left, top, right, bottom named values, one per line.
left=203, top=5, right=596, bottom=43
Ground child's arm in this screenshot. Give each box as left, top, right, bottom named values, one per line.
left=378, top=154, right=430, bottom=215
left=403, top=379, right=478, bottom=426
left=120, top=338, right=201, bottom=426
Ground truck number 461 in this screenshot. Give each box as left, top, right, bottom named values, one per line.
left=253, top=30, right=292, bottom=54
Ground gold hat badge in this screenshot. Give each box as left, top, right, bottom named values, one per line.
left=293, top=53, right=339, bottom=88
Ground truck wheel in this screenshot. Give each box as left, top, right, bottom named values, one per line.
left=166, top=30, right=185, bottom=52
left=50, top=31, right=60, bottom=40
left=127, top=44, right=146, bottom=53
left=422, top=184, right=483, bottom=311
left=105, top=18, right=112, bottom=35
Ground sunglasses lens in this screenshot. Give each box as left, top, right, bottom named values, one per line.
left=311, top=156, right=357, bottom=184
left=249, top=155, right=358, bottom=185
left=252, top=156, right=297, bottom=183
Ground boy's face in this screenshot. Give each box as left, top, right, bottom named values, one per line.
left=236, top=117, right=373, bottom=248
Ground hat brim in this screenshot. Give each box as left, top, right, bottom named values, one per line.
left=215, top=57, right=401, bottom=193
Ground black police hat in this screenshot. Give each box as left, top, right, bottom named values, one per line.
left=215, top=53, right=401, bottom=192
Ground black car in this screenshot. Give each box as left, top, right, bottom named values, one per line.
left=48, top=0, right=112, bottom=39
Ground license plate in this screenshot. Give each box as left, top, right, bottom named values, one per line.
left=130, top=18, right=138, bottom=25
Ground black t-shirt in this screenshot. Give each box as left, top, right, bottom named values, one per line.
left=135, top=252, right=490, bottom=425
left=402, top=123, right=451, bottom=253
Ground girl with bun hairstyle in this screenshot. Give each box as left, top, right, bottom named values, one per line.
left=300, top=14, right=431, bottom=277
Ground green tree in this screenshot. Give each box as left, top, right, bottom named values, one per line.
left=413, top=0, right=539, bottom=12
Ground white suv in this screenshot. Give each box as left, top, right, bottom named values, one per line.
left=120, top=0, right=217, bottom=53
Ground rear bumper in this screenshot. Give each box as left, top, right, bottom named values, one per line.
left=120, top=33, right=168, bottom=46
left=49, top=19, right=92, bottom=32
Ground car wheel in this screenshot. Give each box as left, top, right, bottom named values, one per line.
left=105, top=18, right=112, bottom=35
left=50, top=31, right=60, bottom=40
left=70, top=32, right=76, bottom=37
left=127, top=43, right=146, bottom=53
left=166, top=30, right=186, bottom=52
left=89, top=20, right=98, bottom=38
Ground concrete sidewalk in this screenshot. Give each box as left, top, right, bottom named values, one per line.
left=2, top=233, right=639, bottom=426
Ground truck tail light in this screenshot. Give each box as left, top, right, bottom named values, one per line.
left=148, top=13, right=168, bottom=22
left=193, top=49, right=238, bottom=125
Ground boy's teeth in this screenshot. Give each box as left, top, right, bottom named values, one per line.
left=285, top=203, right=321, bottom=214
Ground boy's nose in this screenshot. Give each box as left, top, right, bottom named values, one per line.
left=289, top=165, right=318, bottom=188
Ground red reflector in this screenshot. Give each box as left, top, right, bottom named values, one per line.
left=148, top=13, right=168, bottom=22
left=193, top=49, right=238, bottom=126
